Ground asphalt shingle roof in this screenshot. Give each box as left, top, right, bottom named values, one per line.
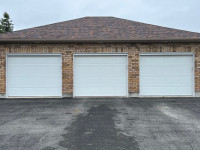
left=0, top=17, right=200, bottom=42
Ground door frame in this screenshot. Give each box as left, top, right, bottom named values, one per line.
left=139, top=52, right=195, bottom=97
left=6, top=53, right=62, bottom=98
left=73, top=53, right=129, bottom=97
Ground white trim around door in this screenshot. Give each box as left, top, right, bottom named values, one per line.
left=6, top=54, right=62, bottom=98
left=139, top=52, right=195, bottom=97
left=73, top=53, right=128, bottom=97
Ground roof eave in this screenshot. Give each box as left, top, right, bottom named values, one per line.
left=0, top=38, right=200, bottom=44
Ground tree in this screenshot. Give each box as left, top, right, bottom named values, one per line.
left=0, top=12, right=14, bottom=33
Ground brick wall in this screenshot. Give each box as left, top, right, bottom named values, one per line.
left=0, top=43, right=200, bottom=95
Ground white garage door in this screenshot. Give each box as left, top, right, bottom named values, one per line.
left=140, top=54, right=194, bottom=96
left=74, top=55, right=127, bottom=96
left=7, top=55, right=62, bottom=97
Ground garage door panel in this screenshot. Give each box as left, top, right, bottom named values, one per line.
left=9, top=88, right=61, bottom=97
left=141, top=67, right=191, bottom=75
left=7, top=55, right=62, bottom=97
left=141, top=83, right=192, bottom=88
left=141, top=56, right=191, bottom=63
left=140, top=87, right=192, bottom=96
left=9, top=78, right=61, bottom=88
left=76, top=56, right=126, bottom=64
left=9, top=56, right=61, bottom=64
left=75, top=76, right=126, bottom=84
left=75, top=66, right=126, bottom=75
left=9, top=74, right=60, bottom=78
left=74, top=55, right=127, bottom=96
left=75, top=85, right=127, bottom=96
left=75, top=71, right=126, bottom=77
left=8, top=66, right=60, bottom=75
left=140, top=55, right=193, bottom=96
left=141, top=76, right=192, bottom=84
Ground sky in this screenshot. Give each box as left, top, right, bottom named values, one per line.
left=0, top=0, right=200, bottom=32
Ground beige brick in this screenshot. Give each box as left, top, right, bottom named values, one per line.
left=0, top=43, right=200, bottom=94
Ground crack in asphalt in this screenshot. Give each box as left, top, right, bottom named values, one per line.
left=59, top=104, right=139, bottom=150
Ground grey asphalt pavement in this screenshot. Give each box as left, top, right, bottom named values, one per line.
left=0, top=98, right=200, bottom=150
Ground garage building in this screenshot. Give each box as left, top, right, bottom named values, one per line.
left=0, top=17, right=200, bottom=98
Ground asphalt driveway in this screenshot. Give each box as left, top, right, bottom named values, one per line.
left=0, top=98, right=200, bottom=150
